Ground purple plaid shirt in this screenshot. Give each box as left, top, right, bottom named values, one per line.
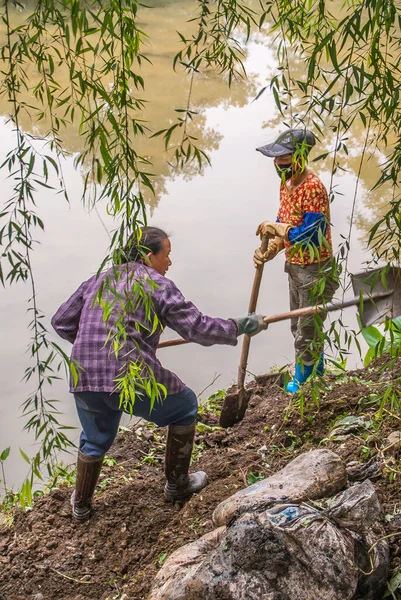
left=51, top=263, right=238, bottom=395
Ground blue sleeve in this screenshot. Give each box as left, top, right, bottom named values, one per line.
left=287, top=212, right=328, bottom=246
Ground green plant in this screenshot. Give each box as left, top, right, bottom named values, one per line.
left=141, top=448, right=161, bottom=466
left=196, top=422, right=222, bottom=433
left=98, top=477, right=114, bottom=489
left=373, top=383, right=401, bottom=418
left=284, top=430, right=303, bottom=450
left=198, top=389, right=226, bottom=417
left=44, top=463, right=76, bottom=489
left=292, top=374, right=327, bottom=418
left=0, top=447, right=10, bottom=493
left=191, top=442, right=204, bottom=464
left=247, top=472, right=265, bottom=485
left=157, top=552, right=168, bottom=568
left=361, top=317, right=401, bottom=367
left=384, top=566, right=401, bottom=598
left=0, top=459, right=75, bottom=515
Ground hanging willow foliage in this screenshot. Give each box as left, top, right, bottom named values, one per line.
left=259, top=0, right=401, bottom=410
left=0, top=0, right=254, bottom=505
left=260, top=0, right=401, bottom=260
left=1, top=0, right=401, bottom=504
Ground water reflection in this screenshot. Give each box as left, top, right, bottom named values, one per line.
left=0, top=0, right=257, bottom=210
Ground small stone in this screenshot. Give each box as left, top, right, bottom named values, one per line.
left=31, top=594, right=44, bottom=600
left=365, top=434, right=379, bottom=447
left=385, top=431, right=401, bottom=454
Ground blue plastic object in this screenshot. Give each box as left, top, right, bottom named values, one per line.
left=286, top=362, right=314, bottom=393
left=317, top=353, right=325, bottom=376
left=269, top=506, right=300, bottom=526
left=286, top=353, right=326, bottom=393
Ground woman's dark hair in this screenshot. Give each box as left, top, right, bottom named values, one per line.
left=123, top=226, right=169, bottom=263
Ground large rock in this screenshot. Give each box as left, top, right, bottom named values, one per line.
left=213, top=448, right=347, bottom=526
left=150, top=479, right=389, bottom=600
left=150, top=527, right=226, bottom=600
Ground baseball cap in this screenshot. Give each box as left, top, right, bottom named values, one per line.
left=256, top=128, right=316, bottom=158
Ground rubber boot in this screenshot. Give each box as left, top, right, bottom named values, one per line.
left=286, top=362, right=314, bottom=394
left=164, top=422, right=208, bottom=501
left=71, top=451, right=104, bottom=522
left=317, top=353, right=325, bottom=377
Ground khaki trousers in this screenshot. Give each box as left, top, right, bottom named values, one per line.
left=285, top=259, right=339, bottom=364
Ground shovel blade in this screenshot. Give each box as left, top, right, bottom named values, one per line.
left=219, top=387, right=251, bottom=428
left=351, top=266, right=401, bottom=327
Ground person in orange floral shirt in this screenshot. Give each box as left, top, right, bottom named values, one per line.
left=254, top=128, right=339, bottom=392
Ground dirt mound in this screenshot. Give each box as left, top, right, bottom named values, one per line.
left=1, top=362, right=401, bottom=600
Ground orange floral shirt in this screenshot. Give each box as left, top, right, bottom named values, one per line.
left=277, top=172, right=333, bottom=265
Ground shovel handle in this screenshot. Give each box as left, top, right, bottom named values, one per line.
left=262, top=291, right=392, bottom=325
left=237, top=236, right=270, bottom=390
left=157, top=291, right=393, bottom=349
left=263, top=305, right=323, bottom=324
left=158, top=337, right=190, bottom=348
left=247, top=236, right=270, bottom=313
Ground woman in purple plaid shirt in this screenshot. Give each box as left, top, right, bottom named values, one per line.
left=52, top=226, right=267, bottom=522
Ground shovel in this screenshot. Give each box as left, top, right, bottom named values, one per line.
left=218, top=236, right=270, bottom=427
left=158, top=266, right=401, bottom=426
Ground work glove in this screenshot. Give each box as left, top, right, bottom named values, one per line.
left=253, top=236, right=285, bottom=267
left=256, top=221, right=292, bottom=240
left=232, top=314, right=268, bottom=337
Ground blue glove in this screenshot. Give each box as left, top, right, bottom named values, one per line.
left=233, top=314, right=268, bottom=337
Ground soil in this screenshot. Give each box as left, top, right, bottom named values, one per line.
left=2, top=359, right=401, bottom=600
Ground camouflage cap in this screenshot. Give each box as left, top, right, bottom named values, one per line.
left=256, top=128, right=316, bottom=158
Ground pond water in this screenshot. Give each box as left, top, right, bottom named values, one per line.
left=0, top=0, right=384, bottom=489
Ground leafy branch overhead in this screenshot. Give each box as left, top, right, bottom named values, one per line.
left=1, top=0, right=401, bottom=507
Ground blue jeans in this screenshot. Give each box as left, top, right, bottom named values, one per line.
left=74, top=386, right=198, bottom=456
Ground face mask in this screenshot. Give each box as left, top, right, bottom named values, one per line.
left=275, top=162, right=293, bottom=181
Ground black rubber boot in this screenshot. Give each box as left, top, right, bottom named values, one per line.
left=164, top=422, right=208, bottom=501
left=71, top=451, right=104, bottom=522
